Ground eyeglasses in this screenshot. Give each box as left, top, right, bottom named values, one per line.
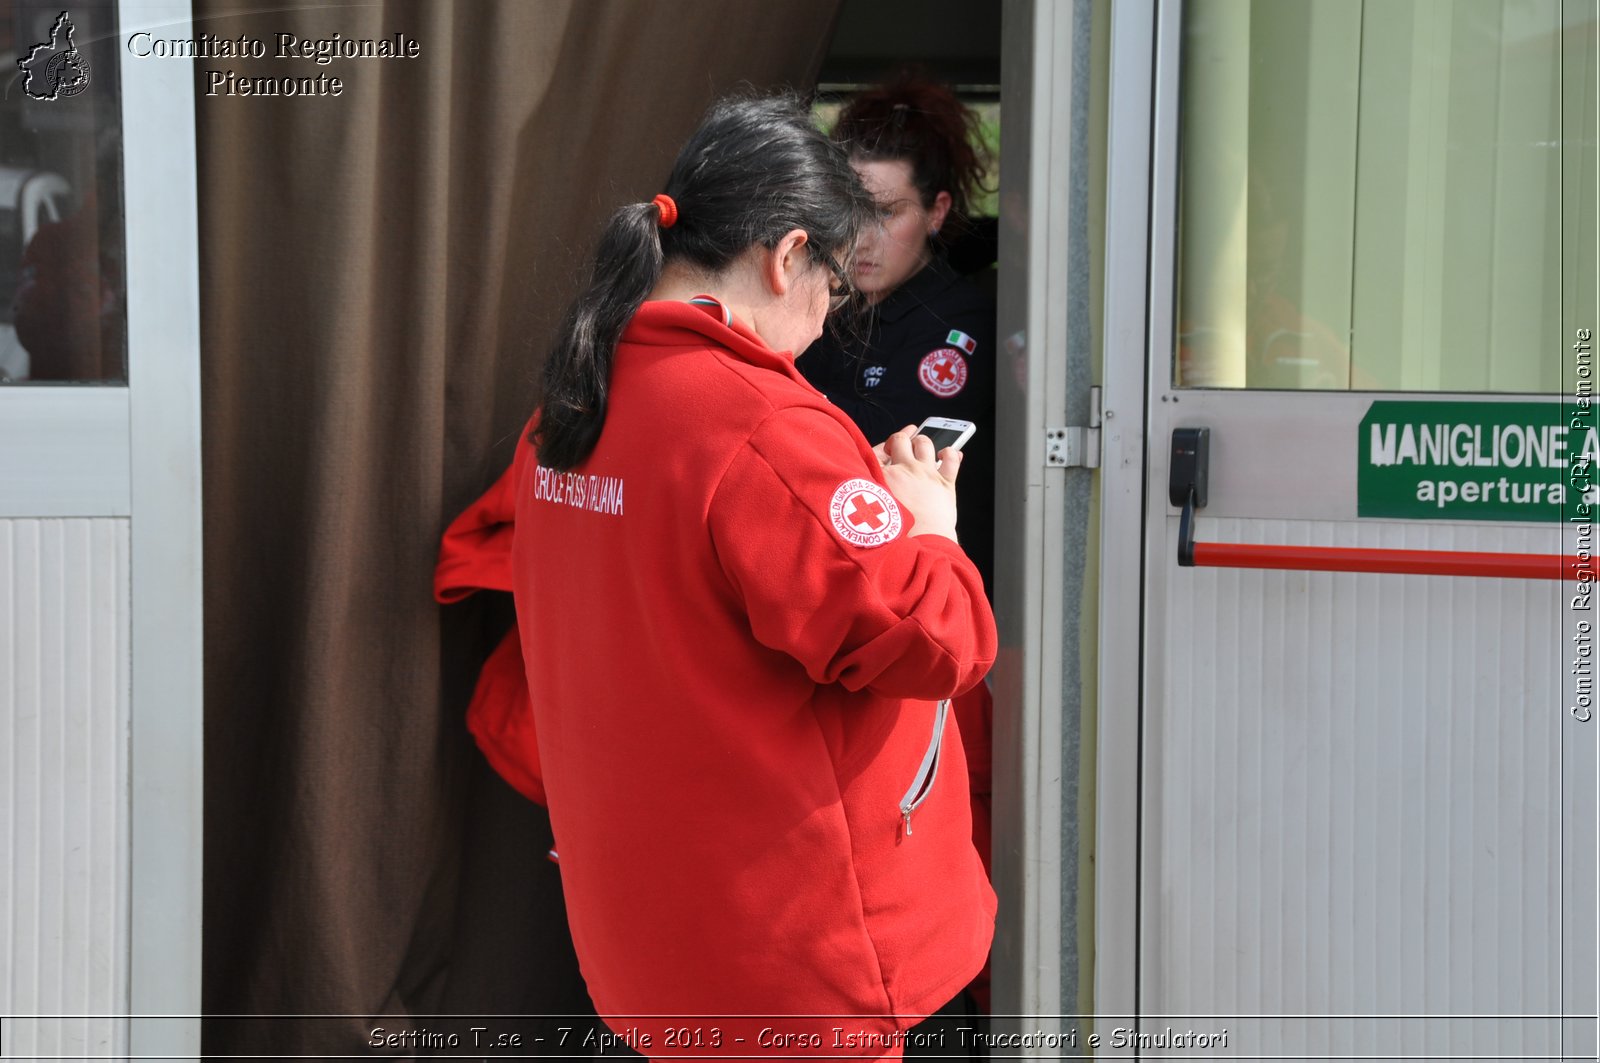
left=876, top=199, right=919, bottom=223
left=818, top=250, right=852, bottom=314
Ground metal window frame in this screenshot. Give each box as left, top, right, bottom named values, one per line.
left=1093, top=0, right=1160, bottom=1047
left=992, top=0, right=1060, bottom=1025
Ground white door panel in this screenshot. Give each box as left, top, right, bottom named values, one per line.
left=0, top=518, right=130, bottom=1060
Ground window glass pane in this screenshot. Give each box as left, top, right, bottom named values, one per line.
left=1176, top=0, right=1596, bottom=393
left=0, top=0, right=124, bottom=384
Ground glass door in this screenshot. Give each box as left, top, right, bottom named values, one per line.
left=1121, top=0, right=1598, bottom=1057
left=0, top=0, right=202, bottom=1057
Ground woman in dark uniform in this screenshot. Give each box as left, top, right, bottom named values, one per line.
left=799, top=76, right=996, bottom=596
left=799, top=75, right=999, bottom=1036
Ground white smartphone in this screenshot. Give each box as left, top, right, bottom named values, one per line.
left=916, top=416, right=977, bottom=453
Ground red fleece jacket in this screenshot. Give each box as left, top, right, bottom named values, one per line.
left=435, top=463, right=547, bottom=806
left=524, top=302, right=992, bottom=1050
left=442, top=299, right=996, bottom=1054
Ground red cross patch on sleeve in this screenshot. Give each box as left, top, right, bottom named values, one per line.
left=828, top=479, right=903, bottom=547
left=918, top=348, right=969, bottom=397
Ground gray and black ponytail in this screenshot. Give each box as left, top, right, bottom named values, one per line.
left=533, top=93, right=876, bottom=471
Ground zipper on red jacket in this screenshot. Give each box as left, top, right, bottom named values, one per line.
left=899, top=699, right=950, bottom=836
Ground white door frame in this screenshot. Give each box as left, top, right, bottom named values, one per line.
left=123, top=0, right=203, bottom=1055
left=992, top=0, right=1099, bottom=1030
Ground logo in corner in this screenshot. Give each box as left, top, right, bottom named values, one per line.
left=918, top=348, right=968, bottom=398
left=18, top=12, right=92, bottom=101
left=828, top=479, right=902, bottom=548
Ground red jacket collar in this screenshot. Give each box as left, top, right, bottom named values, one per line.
left=623, top=299, right=804, bottom=383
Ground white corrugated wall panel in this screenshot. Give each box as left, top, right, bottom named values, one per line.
left=0, top=518, right=130, bottom=1059
left=1145, top=517, right=1568, bottom=1060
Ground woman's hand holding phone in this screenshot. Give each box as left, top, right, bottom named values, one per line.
left=879, top=424, right=961, bottom=542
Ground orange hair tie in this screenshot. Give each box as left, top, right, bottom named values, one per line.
left=652, top=194, right=678, bottom=229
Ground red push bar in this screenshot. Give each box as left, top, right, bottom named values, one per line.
left=1188, top=541, right=1594, bottom=581
left=1170, top=438, right=1593, bottom=580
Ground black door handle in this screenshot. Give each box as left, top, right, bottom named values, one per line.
left=1170, top=427, right=1209, bottom=566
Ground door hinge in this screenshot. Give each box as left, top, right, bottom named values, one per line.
left=1045, top=387, right=1102, bottom=468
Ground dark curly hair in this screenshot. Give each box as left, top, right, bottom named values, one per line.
left=830, top=73, right=993, bottom=222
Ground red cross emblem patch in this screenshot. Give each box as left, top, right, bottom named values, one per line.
left=828, top=478, right=903, bottom=548
left=918, top=347, right=968, bottom=397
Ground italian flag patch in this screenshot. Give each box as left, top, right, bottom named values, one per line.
left=945, top=329, right=977, bottom=355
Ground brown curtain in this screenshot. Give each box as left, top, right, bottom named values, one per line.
left=196, top=2, right=841, bottom=1055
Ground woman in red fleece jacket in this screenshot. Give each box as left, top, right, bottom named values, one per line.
left=507, top=94, right=997, bottom=1058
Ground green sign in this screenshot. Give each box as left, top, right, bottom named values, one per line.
left=1358, top=401, right=1598, bottom=522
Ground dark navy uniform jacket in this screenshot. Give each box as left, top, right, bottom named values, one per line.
left=799, top=256, right=996, bottom=597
